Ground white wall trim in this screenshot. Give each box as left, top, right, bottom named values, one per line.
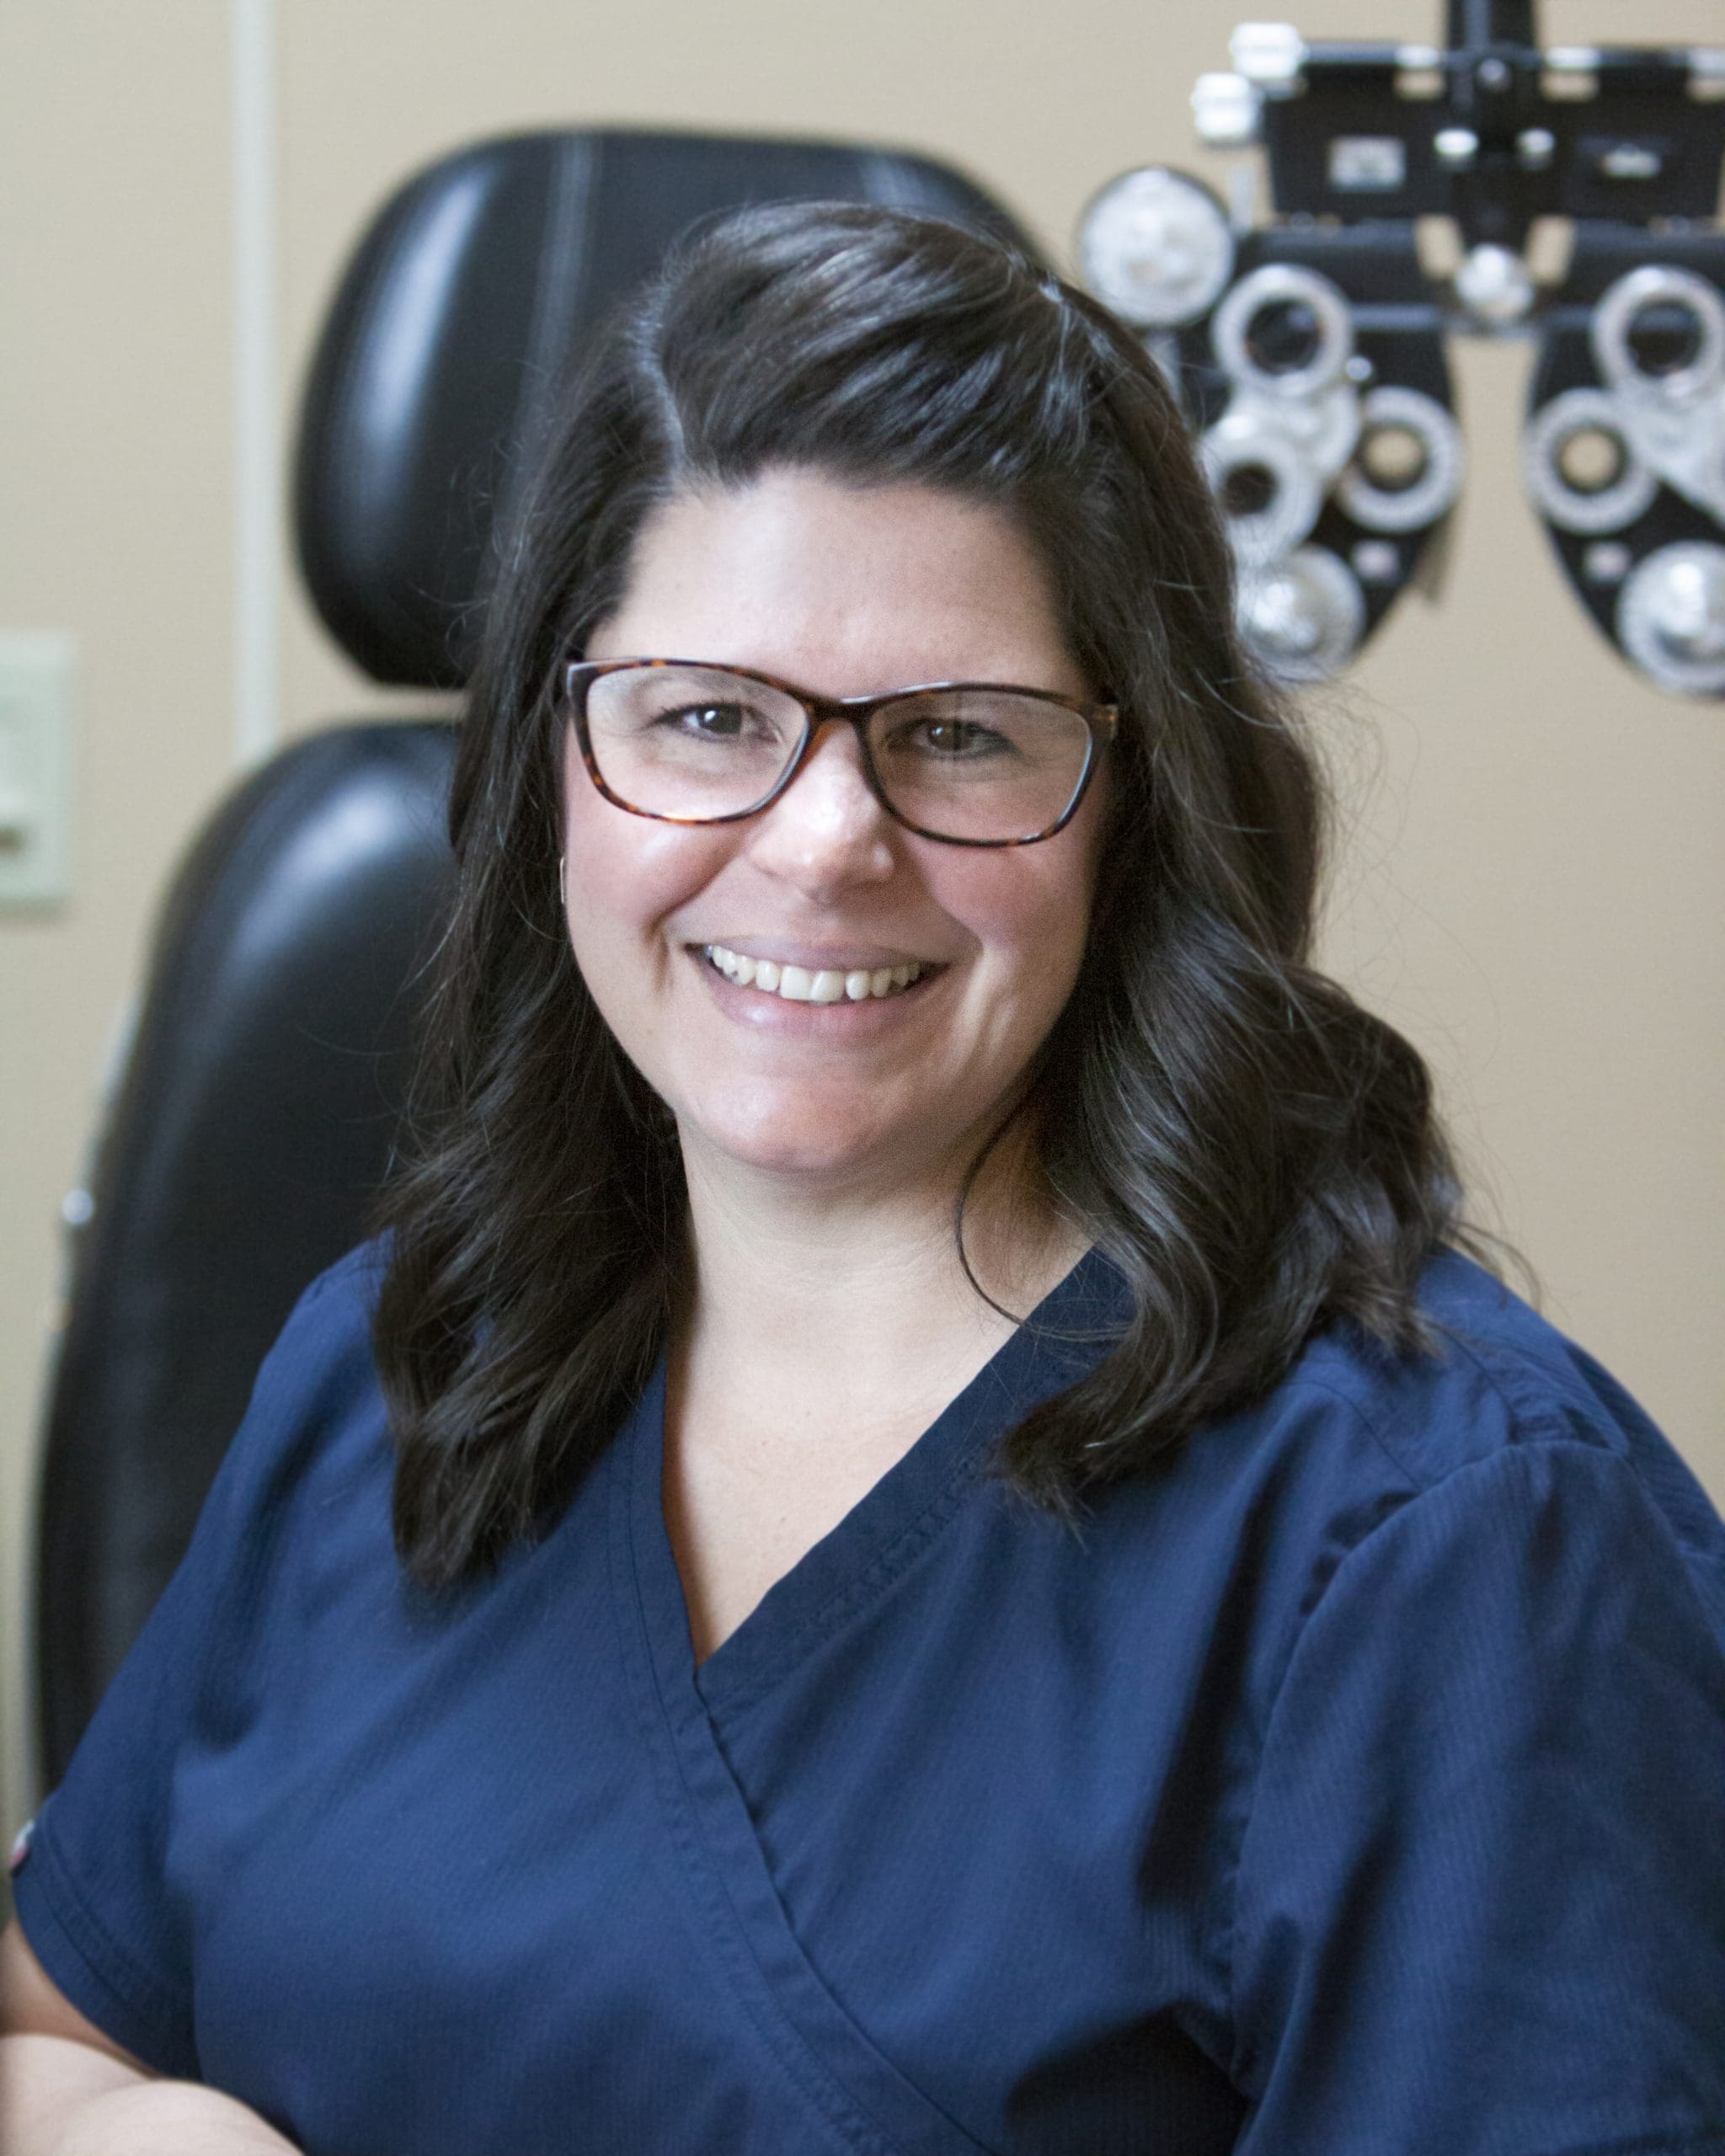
left=232, top=0, right=279, bottom=767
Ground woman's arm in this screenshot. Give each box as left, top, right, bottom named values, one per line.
left=1229, top=1438, right=1725, bottom=2150
left=0, top=1921, right=300, bottom=2155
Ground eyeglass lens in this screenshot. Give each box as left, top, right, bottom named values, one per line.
left=582, top=665, right=1093, bottom=841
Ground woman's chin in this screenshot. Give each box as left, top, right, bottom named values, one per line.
left=677, top=1102, right=930, bottom=1189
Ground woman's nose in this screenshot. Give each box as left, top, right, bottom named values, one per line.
left=744, top=721, right=898, bottom=894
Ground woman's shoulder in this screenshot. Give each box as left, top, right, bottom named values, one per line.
left=287, top=1230, right=393, bottom=1333
left=1178, top=1244, right=1725, bottom=1648
left=1059, top=1244, right=1725, bottom=1758
left=1281, top=1246, right=1720, bottom=1545
left=197, top=1232, right=397, bottom=1533
left=1069, top=1242, right=1723, bottom=1646
left=246, top=1230, right=393, bottom=1404
left=251, top=1230, right=393, bottom=1415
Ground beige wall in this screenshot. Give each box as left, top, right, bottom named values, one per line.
left=4, top=0, right=1723, bottom=1857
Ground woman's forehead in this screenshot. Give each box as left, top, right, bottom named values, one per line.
left=587, top=468, right=1089, bottom=700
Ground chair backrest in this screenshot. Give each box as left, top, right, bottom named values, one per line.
left=35, top=126, right=1040, bottom=1786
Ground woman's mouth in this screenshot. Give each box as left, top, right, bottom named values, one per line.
left=695, top=942, right=942, bottom=1004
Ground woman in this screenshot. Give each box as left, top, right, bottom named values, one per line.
left=5, top=202, right=1723, bottom=2156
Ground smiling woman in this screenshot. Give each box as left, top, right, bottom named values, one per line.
left=563, top=474, right=1106, bottom=1205
left=369, top=202, right=1493, bottom=1585
left=5, top=203, right=1724, bottom=2156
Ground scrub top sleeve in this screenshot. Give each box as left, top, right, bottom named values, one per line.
left=11, top=1265, right=354, bottom=2079
left=1228, top=1435, right=1725, bottom=2156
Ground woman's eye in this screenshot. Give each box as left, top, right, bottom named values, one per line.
left=658, top=702, right=751, bottom=738
left=638, top=707, right=788, bottom=750
left=900, top=718, right=1010, bottom=757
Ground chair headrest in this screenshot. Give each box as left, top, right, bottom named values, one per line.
left=292, top=128, right=1039, bottom=690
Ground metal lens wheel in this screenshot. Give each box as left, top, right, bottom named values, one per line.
left=1077, top=166, right=1236, bottom=329
left=1593, top=265, right=1725, bottom=406
left=1337, top=386, right=1466, bottom=533
left=1211, top=263, right=1354, bottom=400
left=1200, top=410, right=1324, bottom=565
left=1522, top=387, right=1658, bottom=535
left=1617, top=542, right=1725, bottom=693
left=1236, top=546, right=1366, bottom=682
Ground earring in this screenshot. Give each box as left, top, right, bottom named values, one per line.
left=558, top=854, right=566, bottom=907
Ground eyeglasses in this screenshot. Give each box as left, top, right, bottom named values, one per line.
left=562, top=659, right=1117, bottom=847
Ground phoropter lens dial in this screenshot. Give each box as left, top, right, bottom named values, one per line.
left=1522, top=387, right=1659, bottom=536
left=1593, top=265, right=1725, bottom=407
left=1616, top=541, right=1725, bottom=694
left=1337, top=387, right=1466, bottom=534
left=1211, top=263, right=1354, bottom=399
left=1076, top=167, right=1236, bottom=329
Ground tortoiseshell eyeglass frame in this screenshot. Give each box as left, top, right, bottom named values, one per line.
left=561, top=657, right=1119, bottom=849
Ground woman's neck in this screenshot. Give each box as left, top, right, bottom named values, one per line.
left=672, top=1116, right=1089, bottom=1413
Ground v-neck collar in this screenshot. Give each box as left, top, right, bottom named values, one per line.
left=601, top=1244, right=1136, bottom=2153
left=621, top=1243, right=1132, bottom=1720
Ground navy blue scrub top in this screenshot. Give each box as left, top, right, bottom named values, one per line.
left=15, top=1238, right=1725, bottom=2155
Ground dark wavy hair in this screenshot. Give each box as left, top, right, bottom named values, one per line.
left=371, top=198, right=1499, bottom=1590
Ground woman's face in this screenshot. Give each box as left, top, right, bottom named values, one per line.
left=560, top=466, right=1108, bottom=1194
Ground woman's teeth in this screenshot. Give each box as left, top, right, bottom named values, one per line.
left=702, top=943, right=928, bottom=1003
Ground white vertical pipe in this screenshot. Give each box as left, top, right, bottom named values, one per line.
left=232, top=0, right=279, bottom=767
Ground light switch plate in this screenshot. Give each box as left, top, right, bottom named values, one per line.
left=0, top=632, right=75, bottom=908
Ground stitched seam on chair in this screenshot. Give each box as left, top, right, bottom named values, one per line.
left=494, top=133, right=595, bottom=550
